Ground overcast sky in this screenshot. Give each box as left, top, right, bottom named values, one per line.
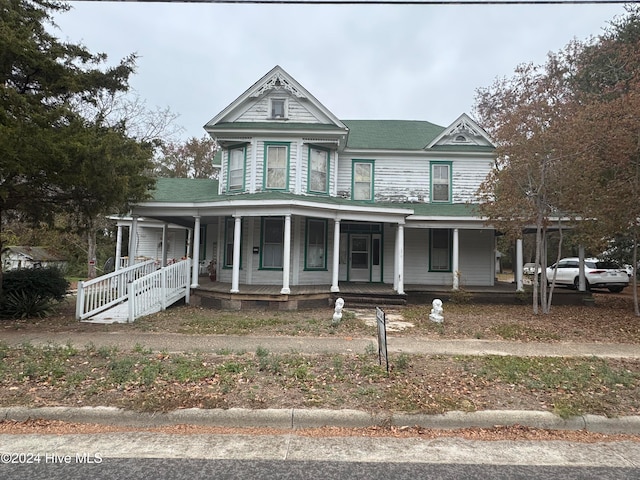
left=52, top=1, right=625, bottom=141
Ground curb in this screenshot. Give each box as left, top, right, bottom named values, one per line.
left=2, top=407, right=639, bottom=435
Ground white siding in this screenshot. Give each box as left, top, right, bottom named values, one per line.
left=385, top=227, right=494, bottom=286
left=458, top=229, right=495, bottom=286
left=451, top=158, right=494, bottom=204
left=237, top=93, right=320, bottom=123
left=336, top=155, right=492, bottom=203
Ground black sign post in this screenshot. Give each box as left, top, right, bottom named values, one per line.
left=376, top=306, right=389, bottom=373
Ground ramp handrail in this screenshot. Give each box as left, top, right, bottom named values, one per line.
left=128, top=259, right=191, bottom=322
left=75, top=259, right=157, bottom=320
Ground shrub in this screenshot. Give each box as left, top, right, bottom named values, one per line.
left=1, top=267, right=69, bottom=319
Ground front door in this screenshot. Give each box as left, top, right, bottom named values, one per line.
left=349, top=235, right=370, bottom=282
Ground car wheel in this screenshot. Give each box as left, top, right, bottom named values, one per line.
left=608, top=286, right=624, bottom=293
left=574, top=277, right=590, bottom=291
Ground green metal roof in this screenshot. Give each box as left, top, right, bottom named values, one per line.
left=147, top=180, right=481, bottom=218
left=343, top=120, right=445, bottom=150
left=150, top=178, right=219, bottom=203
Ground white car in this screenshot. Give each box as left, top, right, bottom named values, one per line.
left=546, top=258, right=629, bottom=293
left=523, top=263, right=540, bottom=275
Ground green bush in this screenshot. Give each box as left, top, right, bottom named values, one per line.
left=1, top=267, right=69, bottom=319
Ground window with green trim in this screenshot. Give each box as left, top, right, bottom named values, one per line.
left=308, top=146, right=329, bottom=194
left=352, top=160, right=374, bottom=201
left=223, top=217, right=242, bottom=268
left=305, top=218, right=327, bottom=270
left=228, top=146, right=245, bottom=191
left=430, top=229, right=451, bottom=272
left=261, top=217, right=284, bottom=269
left=265, top=143, right=289, bottom=190
left=431, top=162, right=451, bottom=203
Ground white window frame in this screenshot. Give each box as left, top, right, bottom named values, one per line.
left=431, top=162, right=452, bottom=203
left=264, top=143, right=289, bottom=190
left=228, top=146, right=245, bottom=191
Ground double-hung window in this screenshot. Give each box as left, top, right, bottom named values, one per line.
left=228, top=146, right=245, bottom=192
left=431, top=162, right=452, bottom=203
left=305, top=218, right=327, bottom=270
left=261, top=217, right=284, bottom=269
left=265, top=143, right=289, bottom=190
left=430, top=229, right=451, bottom=272
left=352, top=160, right=374, bottom=201
left=308, top=146, right=329, bottom=194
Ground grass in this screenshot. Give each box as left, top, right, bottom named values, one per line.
left=1, top=342, right=638, bottom=417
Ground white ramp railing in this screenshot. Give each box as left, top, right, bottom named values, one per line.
left=128, top=259, right=191, bottom=322
left=76, top=259, right=157, bottom=321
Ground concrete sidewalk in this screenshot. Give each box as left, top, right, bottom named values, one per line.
left=2, top=330, right=640, bottom=359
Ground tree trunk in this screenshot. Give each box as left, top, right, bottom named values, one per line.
left=633, top=227, right=639, bottom=317
left=87, top=229, right=97, bottom=279
left=533, top=222, right=543, bottom=315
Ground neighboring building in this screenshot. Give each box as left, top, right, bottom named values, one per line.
left=121, top=66, right=498, bottom=303
left=1, top=246, right=67, bottom=271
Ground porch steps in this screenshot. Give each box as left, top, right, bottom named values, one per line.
left=332, top=293, right=407, bottom=308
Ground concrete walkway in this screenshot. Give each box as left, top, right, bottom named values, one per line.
left=2, top=330, right=640, bottom=359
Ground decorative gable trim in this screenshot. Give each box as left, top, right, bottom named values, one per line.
left=204, top=66, right=348, bottom=132
left=251, top=71, right=305, bottom=99
left=425, top=113, right=494, bottom=149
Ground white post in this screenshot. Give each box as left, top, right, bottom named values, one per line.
left=281, top=214, right=291, bottom=294
left=129, top=215, right=139, bottom=267
left=161, top=223, right=168, bottom=267
left=516, top=237, right=524, bottom=292
left=396, top=223, right=405, bottom=295
left=115, top=225, right=123, bottom=271
left=452, top=228, right=460, bottom=290
left=186, top=227, right=193, bottom=259
left=231, top=215, right=242, bottom=293
left=191, top=216, right=201, bottom=288
left=331, top=219, right=341, bottom=293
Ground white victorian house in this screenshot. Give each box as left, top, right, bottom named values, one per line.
left=120, top=66, right=501, bottom=309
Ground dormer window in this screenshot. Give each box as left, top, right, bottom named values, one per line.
left=270, top=98, right=286, bottom=119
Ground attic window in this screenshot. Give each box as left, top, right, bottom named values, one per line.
left=454, top=135, right=467, bottom=142
left=271, top=99, right=286, bottom=119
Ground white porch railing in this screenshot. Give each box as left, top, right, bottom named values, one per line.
left=128, top=259, right=191, bottom=322
left=76, top=259, right=157, bottom=321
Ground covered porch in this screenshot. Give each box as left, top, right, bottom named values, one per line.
left=192, top=278, right=590, bottom=310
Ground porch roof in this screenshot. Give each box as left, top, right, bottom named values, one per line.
left=144, top=179, right=485, bottom=224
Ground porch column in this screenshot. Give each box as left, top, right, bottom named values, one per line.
left=281, top=214, right=291, bottom=295
left=395, top=222, right=405, bottom=295
left=231, top=215, right=242, bottom=294
left=129, top=215, right=139, bottom=267
left=161, top=223, right=168, bottom=267
left=191, top=216, right=201, bottom=288
left=115, top=225, right=123, bottom=271
left=331, top=219, right=341, bottom=293
left=516, top=237, right=524, bottom=292
left=452, top=228, right=460, bottom=290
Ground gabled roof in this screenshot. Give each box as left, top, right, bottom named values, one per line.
left=426, top=113, right=494, bottom=149
left=204, top=66, right=347, bottom=131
